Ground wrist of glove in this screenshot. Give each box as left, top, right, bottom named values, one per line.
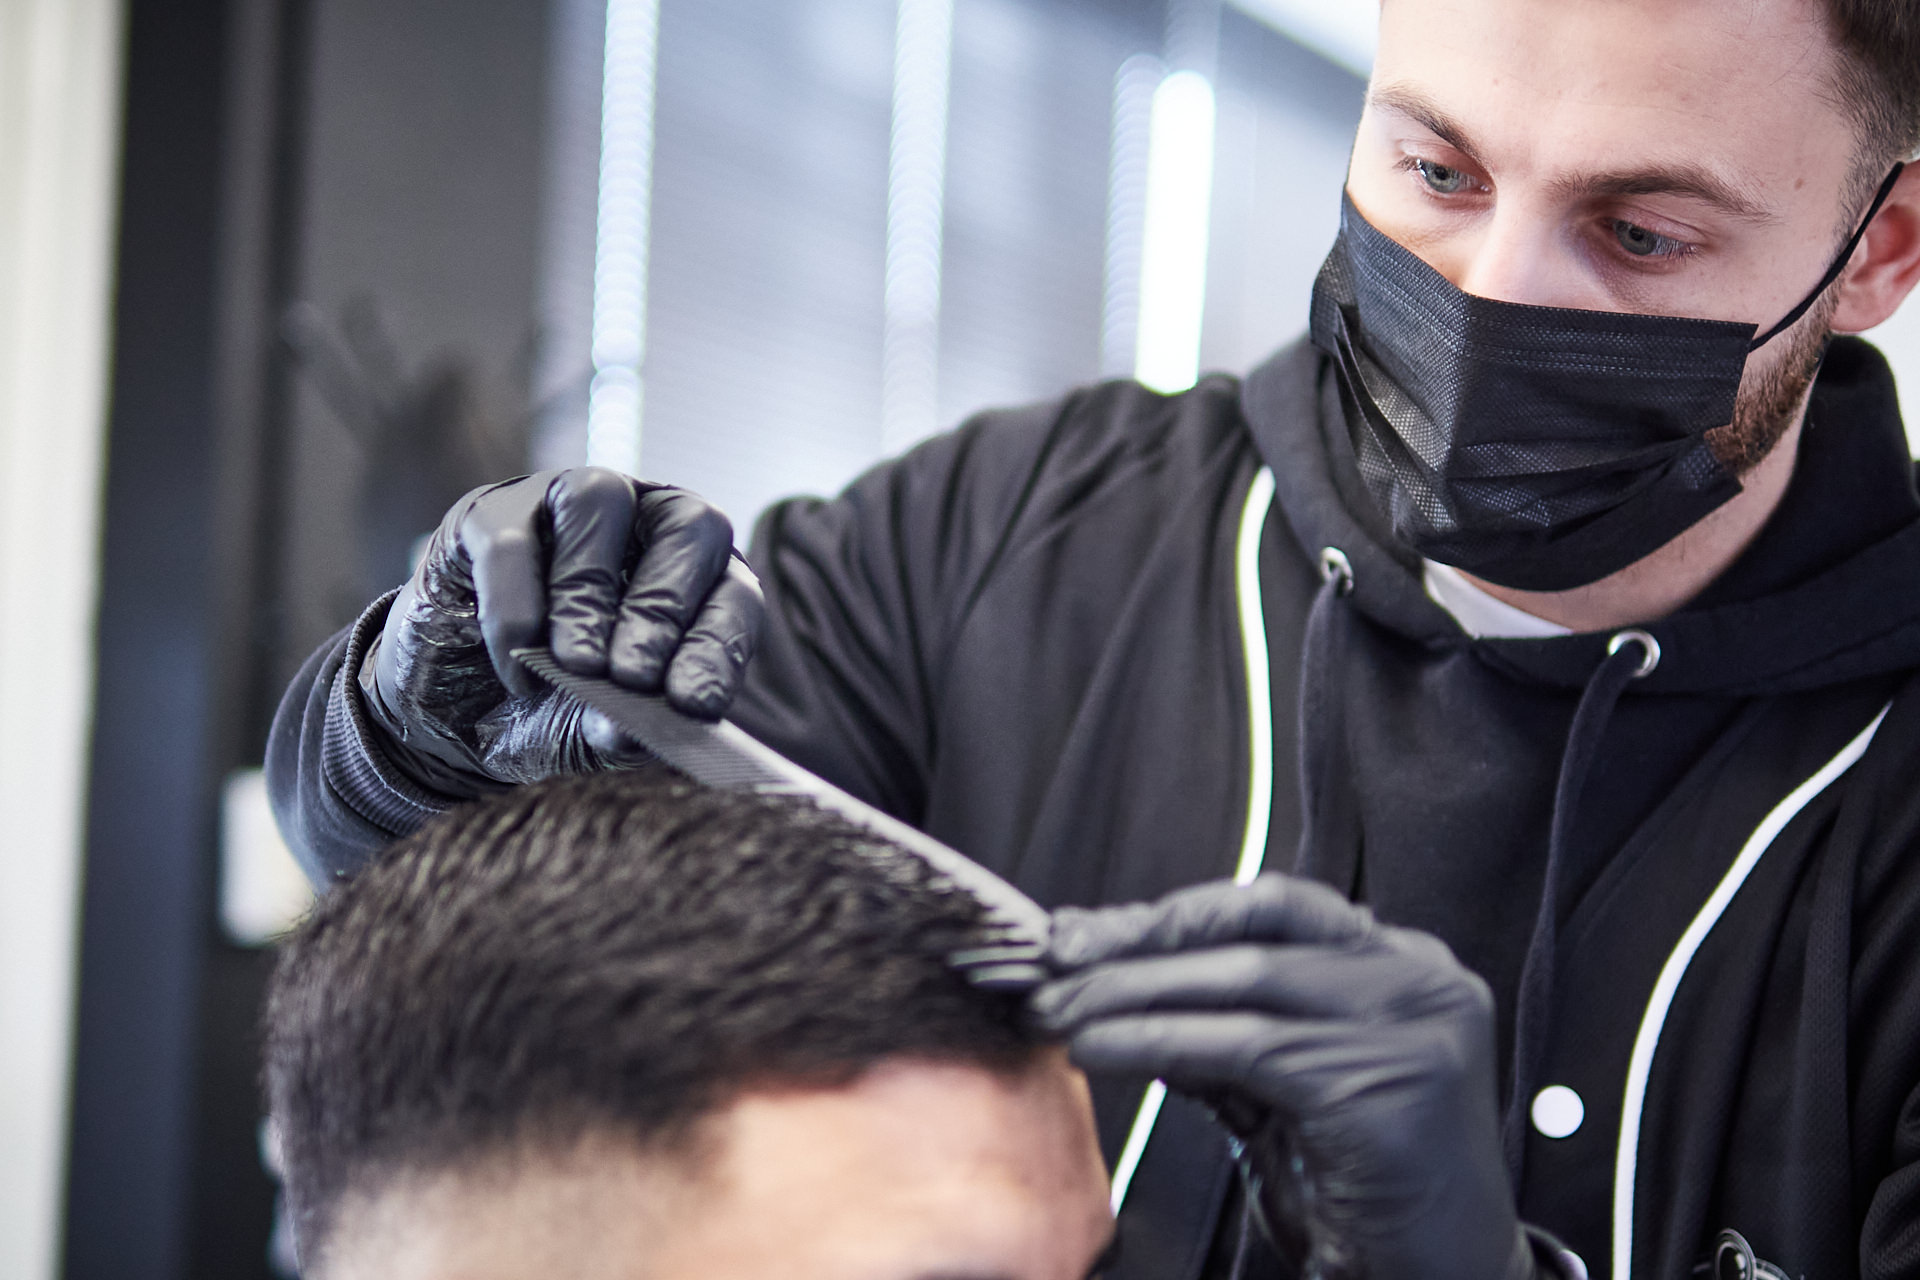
left=1216, top=1097, right=1549, bottom=1280
left=1032, top=875, right=1535, bottom=1280
left=1221, top=1129, right=1543, bottom=1280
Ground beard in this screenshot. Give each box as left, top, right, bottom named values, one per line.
left=1704, top=288, right=1839, bottom=476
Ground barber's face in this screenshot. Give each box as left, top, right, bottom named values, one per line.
left=321, top=1051, right=1115, bottom=1280
left=1344, top=0, right=1880, bottom=468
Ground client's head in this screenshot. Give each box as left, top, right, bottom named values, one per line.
left=263, top=768, right=1111, bottom=1280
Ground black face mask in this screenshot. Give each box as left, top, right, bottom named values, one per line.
left=1308, top=165, right=1905, bottom=592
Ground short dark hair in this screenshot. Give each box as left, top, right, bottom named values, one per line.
left=1821, top=0, right=1920, bottom=175
left=263, top=768, right=1038, bottom=1269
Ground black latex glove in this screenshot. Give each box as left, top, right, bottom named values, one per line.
left=359, top=468, right=765, bottom=794
left=1033, top=875, right=1537, bottom=1280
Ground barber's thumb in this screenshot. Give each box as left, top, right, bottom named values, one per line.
left=581, top=708, right=654, bottom=768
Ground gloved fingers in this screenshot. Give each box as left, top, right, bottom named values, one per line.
left=544, top=468, right=640, bottom=677
left=1048, top=875, right=1372, bottom=972
left=1031, top=942, right=1452, bottom=1034
left=462, top=477, right=557, bottom=698
left=661, top=556, right=765, bottom=718
left=1064, top=1011, right=1465, bottom=1131
left=1060, top=1010, right=1349, bottom=1107
left=609, top=487, right=737, bottom=690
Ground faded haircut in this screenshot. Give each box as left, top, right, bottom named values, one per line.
left=262, top=767, right=1038, bottom=1270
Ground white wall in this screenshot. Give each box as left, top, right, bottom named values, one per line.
left=0, top=2, right=125, bottom=1278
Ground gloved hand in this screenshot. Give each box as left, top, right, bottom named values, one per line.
left=1032, top=875, right=1539, bottom=1280
left=358, top=468, right=765, bottom=795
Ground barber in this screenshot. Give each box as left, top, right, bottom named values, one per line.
left=271, top=2, right=1920, bottom=1277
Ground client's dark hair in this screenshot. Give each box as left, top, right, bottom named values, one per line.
left=263, top=767, right=1037, bottom=1266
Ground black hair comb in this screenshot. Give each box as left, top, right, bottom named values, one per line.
left=513, top=648, right=1051, bottom=991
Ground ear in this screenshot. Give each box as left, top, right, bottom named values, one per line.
left=1832, top=162, right=1920, bottom=334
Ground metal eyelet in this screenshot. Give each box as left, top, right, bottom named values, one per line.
left=1711, top=1229, right=1786, bottom=1280
left=1319, top=547, right=1354, bottom=596
left=1607, top=628, right=1661, bottom=678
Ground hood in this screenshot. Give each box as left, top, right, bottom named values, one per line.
left=1241, top=335, right=1920, bottom=696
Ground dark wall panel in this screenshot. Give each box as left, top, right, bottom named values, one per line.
left=64, top=0, right=231, bottom=1273
left=66, top=2, right=555, bottom=1277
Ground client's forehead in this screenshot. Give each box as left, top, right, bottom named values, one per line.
left=321, top=1051, right=1112, bottom=1280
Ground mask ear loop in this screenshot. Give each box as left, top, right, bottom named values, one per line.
left=1749, top=161, right=1906, bottom=350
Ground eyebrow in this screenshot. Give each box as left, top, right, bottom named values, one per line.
left=1368, top=81, right=1779, bottom=225
left=1550, top=168, right=1777, bottom=224
left=1369, top=82, right=1489, bottom=164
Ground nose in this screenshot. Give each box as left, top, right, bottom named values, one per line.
left=1449, top=205, right=1598, bottom=311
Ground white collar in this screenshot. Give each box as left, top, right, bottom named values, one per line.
left=1422, top=560, right=1573, bottom=639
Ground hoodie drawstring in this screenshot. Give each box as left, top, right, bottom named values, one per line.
left=1501, top=627, right=1660, bottom=1183
left=1294, top=550, right=1362, bottom=893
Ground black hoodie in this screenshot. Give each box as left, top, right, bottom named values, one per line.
left=269, top=335, right=1920, bottom=1280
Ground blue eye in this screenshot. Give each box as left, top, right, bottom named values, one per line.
left=1414, top=159, right=1472, bottom=195
left=1613, top=219, right=1686, bottom=258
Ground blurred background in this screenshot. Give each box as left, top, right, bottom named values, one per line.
left=0, top=1, right=1913, bottom=1277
